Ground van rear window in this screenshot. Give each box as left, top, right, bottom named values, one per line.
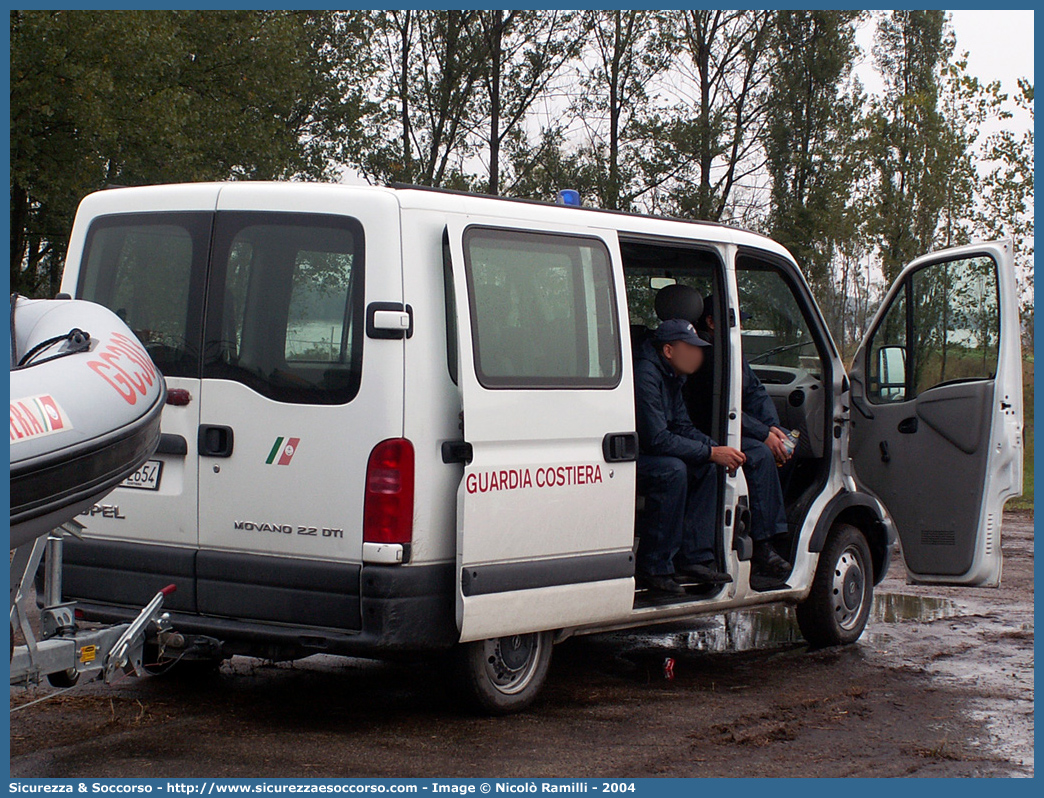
left=203, top=212, right=364, bottom=405
left=78, top=213, right=212, bottom=378
left=463, top=227, right=621, bottom=389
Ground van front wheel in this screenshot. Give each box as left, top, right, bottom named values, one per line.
left=453, top=631, right=553, bottom=715
left=796, top=523, right=874, bottom=648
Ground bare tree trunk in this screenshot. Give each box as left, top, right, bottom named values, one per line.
left=693, top=13, right=715, bottom=219
left=607, top=11, right=624, bottom=210
left=487, top=10, right=504, bottom=195
left=398, top=11, right=412, bottom=179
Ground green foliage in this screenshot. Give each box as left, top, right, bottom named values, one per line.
left=866, top=11, right=955, bottom=282
left=765, top=11, right=862, bottom=285
left=664, top=11, right=773, bottom=222
left=359, top=10, right=489, bottom=189
left=573, top=10, right=674, bottom=211
left=11, top=8, right=1034, bottom=369
left=11, top=10, right=373, bottom=296
left=978, top=78, right=1034, bottom=350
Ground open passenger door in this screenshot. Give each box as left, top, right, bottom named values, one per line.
left=848, top=241, right=1023, bottom=585
left=445, top=218, right=637, bottom=642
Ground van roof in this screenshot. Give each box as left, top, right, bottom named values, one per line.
left=84, top=181, right=795, bottom=262
left=387, top=182, right=763, bottom=235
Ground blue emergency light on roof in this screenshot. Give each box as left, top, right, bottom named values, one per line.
left=556, top=189, right=581, bottom=207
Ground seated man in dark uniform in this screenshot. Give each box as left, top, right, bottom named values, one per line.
left=633, top=318, right=743, bottom=595
left=648, top=285, right=793, bottom=582
left=684, top=292, right=793, bottom=580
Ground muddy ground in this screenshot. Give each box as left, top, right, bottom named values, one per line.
left=10, top=511, right=1034, bottom=778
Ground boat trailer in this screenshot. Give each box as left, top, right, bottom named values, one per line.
left=10, top=521, right=213, bottom=688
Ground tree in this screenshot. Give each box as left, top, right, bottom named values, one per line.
left=866, top=10, right=954, bottom=282
left=665, top=10, right=774, bottom=223
left=765, top=11, right=863, bottom=295
left=977, top=79, right=1034, bottom=349
left=933, top=54, right=1008, bottom=249
left=571, top=10, right=672, bottom=210
left=475, top=11, right=584, bottom=196
left=361, top=10, right=488, bottom=188
left=10, top=10, right=371, bottom=296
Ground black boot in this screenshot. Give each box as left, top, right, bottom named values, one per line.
left=636, top=572, right=687, bottom=595
left=752, top=541, right=791, bottom=579
left=675, top=562, right=733, bottom=584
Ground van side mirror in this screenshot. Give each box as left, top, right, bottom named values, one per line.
left=875, top=345, right=906, bottom=401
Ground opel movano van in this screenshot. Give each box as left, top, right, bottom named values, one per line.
left=55, top=183, right=1023, bottom=713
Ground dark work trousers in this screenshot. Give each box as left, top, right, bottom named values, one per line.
left=740, top=436, right=788, bottom=541
left=635, top=454, right=717, bottom=576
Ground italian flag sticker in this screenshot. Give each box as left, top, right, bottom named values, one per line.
left=266, top=436, right=300, bottom=466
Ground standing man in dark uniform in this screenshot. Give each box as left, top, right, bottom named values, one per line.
left=633, top=318, right=742, bottom=595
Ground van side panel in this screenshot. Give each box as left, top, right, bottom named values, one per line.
left=399, top=204, right=469, bottom=567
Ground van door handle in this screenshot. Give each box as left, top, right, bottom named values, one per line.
left=198, top=425, right=234, bottom=457
left=441, top=440, right=473, bottom=464
left=602, top=432, right=639, bottom=463
left=897, top=417, right=918, bottom=434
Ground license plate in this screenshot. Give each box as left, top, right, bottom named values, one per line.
left=121, top=460, right=163, bottom=491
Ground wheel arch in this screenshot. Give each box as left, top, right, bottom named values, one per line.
left=809, top=491, right=893, bottom=585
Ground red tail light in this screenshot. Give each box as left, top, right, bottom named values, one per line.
left=166, top=388, right=192, bottom=406
left=363, top=438, right=415, bottom=545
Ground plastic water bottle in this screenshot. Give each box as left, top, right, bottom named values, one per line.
left=778, top=429, right=799, bottom=466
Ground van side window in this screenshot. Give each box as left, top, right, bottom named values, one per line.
left=204, top=212, right=364, bottom=405
left=462, top=227, right=620, bottom=389
left=868, top=254, right=1000, bottom=402
left=911, top=255, right=1000, bottom=394
left=736, top=254, right=830, bottom=461
left=77, top=213, right=211, bottom=378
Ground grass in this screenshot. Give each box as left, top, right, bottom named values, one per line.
left=1007, top=356, right=1034, bottom=511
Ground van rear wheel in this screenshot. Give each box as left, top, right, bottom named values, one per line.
left=796, top=523, right=873, bottom=648
left=453, top=631, right=553, bottom=715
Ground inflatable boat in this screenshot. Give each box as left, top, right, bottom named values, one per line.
left=9, top=294, right=165, bottom=549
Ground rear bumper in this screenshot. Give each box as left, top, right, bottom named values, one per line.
left=62, top=539, right=458, bottom=659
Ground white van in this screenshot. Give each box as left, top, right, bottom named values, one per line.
left=56, top=182, right=1023, bottom=713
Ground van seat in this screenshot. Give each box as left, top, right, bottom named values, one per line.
left=630, top=324, right=652, bottom=353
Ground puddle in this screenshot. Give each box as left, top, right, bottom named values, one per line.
left=599, top=592, right=962, bottom=656
left=870, top=593, right=958, bottom=623
left=613, top=605, right=801, bottom=655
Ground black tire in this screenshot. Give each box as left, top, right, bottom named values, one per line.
left=47, top=668, right=80, bottom=688
left=453, top=631, right=554, bottom=715
left=796, top=523, right=874, bottom=648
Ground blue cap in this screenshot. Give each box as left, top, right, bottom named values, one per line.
left=653, top=318, right=711, bottom=347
